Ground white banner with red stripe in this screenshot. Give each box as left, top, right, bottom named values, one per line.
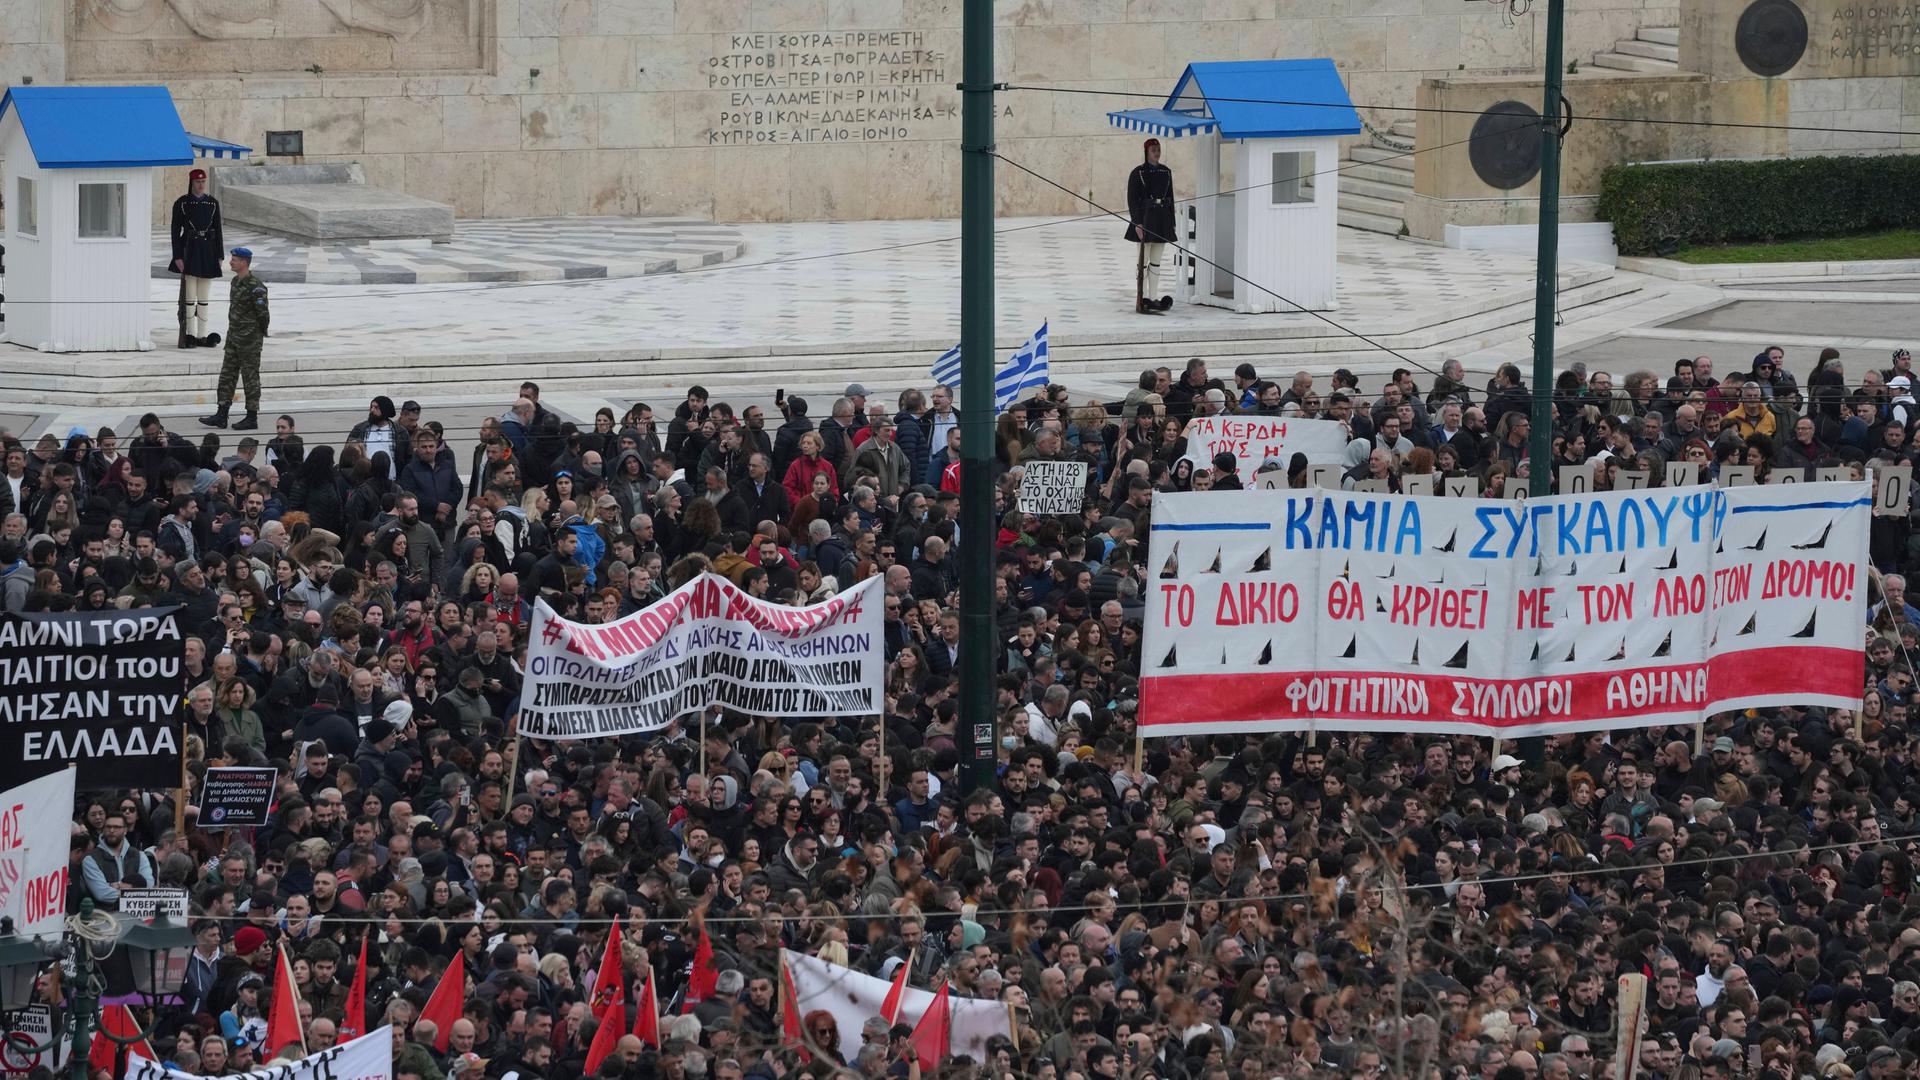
left=1140, top=482, right=1868, bottom=738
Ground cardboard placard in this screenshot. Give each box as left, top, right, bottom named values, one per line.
left=1876, top=465, right=1912, bottom=517
left=1665, top=461, right=1699, bottom=488
left=1719, top=465, right=1756, bottom=487
left=1016, top=460, right=1088, bottom=516
left=1616, top=469, right=1649, bottom=490
left=1443, top=476, right=1474, bottom=499
left=1559, top=463, right=1592, bottom=496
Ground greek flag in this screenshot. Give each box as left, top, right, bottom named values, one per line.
left=930, top=343, right=962, bottom=388
left=995, top=322, right=1051, bottom=412
left=926, top=321, right=1051, bottom=414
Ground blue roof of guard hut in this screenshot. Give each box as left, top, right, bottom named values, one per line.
left=0, top=85, right=194, bottom=168
left=1106, top=59, right=1363, bottom=141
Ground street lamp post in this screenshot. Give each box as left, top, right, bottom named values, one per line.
left=0, top=899, right=195, bottom=1080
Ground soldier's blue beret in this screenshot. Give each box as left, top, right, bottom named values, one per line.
left=231, top=247, right=253, bottom=258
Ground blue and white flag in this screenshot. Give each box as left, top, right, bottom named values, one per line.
left=930, top=343, right=963, bottom=388
left=926, top=322, right=1050, bottom=415
left=994, top=321, right=1050, bottom=412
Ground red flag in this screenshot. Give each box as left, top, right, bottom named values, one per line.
left=682, top=912, right=718, bottom=1013
left=339, top=936, right=368, bottom=1041
left=419, top=948, right=466, bottom=1053
left=780, top=953, right=809, bottom=1063
left=589, top=915, right=625, bottom=1019
left=583, top=1000, right=626, bottom=1075
left=908, top=981, right=951, bottom=1071
left=265, top=942, right=307, bottom=1060
left=631, top=964, right=660, bottom=1049
left=89, top=1005, right=155, bottom=1074
left=880, top=950, right=913, bottom=1025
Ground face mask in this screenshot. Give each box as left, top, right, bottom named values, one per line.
left=238, top=534, right=254, bottom=546
left=707, top=854, right=724, bottom=867
left=1001, top=735, right=1018, bottom=750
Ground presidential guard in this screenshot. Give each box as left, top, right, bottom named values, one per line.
left=1126, top=137, right=1176, bottom=314
left=201, top=248, right=269, bottom=431
left=170, top=167, right=224, bottom=348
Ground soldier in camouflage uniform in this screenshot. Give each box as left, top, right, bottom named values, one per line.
left=201, top=247, right=269, bottom=431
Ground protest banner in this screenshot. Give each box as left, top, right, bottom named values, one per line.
left=200, top=766, right=278, bottom=827
left=0, top=609, right=182, bottom=789
left=520, top=574, right=884, bottom=740
left=1017, top=460, right=1088, bottom=515
left=1179, top=416, right=1348, bottom=484
left=1141, top=482, right=1868, bottom=738
left=127, top=1026, right=391, bottom=1080
left=119, top=888, right=188, bottom=920
left=0, top=768, right=74, bottom=940
left=782, top=950, right=1010, bottom=1065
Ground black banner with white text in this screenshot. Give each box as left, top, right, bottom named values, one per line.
left=0, top=608, right=184, bottom=789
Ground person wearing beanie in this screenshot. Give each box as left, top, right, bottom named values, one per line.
left=170, top=166, right=223, bottom=349
left=349, top=396, right=400, bottom=478
left=1126, top=136, right=1176, bottom=313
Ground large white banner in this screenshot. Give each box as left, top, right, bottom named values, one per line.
left=127, top=1027, right=391, bottom=1080
left=521, top=574, right=885, bottom=739
left=0, top=768, right=74, bottom=940
left=782, top=950, right=1010, bottom=1064
left=1180, top=415, right=1348, bottom=483
left=1141, top=482, right=1869, bottom=738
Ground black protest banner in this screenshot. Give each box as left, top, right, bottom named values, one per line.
left=0, top=608, right=184, bottom=789
left=200, top=766, right=278, bottom=827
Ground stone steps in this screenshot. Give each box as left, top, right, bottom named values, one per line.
left=1346, top=145, right=1418, bottom=169
left=1337, top=175, right=1415, bottom=203
left=0, top=273, right=1641, bottom=407
left=1338, top=138, right=1416, bottom=236
left=1590, top=26, right=1680, bottom=71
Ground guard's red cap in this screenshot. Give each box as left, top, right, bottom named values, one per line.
left=189, top=168, right=207, bottom=180
left=1143, top=138, right=1161, bottom=150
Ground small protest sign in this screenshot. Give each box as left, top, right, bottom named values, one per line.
left=1017, top=460, right=1088, bottom=515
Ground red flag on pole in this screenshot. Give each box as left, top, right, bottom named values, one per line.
left=631, top=963, right=660, bottom=1048
left=683, top=910, right=718, bottom=1013
left=339, top=936, right=368, bottom=1041
left=264, top=942, right=308, bottom=1060
left=881, top=950, right=913, bottom=1025
left=584, top=999, right=626, bottom=1075
left=780, top=953, right=809, bottom=1063
left=589, top=915, right=625, bottom=1019
left=88, top=1005, right=155, bottom=1075
left=419, top=948, right=466, bottom=1053
left=908, top=981, right=952, bottom=1071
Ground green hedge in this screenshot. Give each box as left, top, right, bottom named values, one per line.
left=1598, top=154, right=1920, bottom=256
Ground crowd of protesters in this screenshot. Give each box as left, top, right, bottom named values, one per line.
left=6, top=345, right=1919, bottom=1080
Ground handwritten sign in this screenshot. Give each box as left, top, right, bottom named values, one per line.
left=1017, top=460, right=1088, bottom=515
left=1180, top=416, right=1348, bottom=484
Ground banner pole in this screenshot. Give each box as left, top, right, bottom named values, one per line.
left=699, top=708, right=708, bottom=778
left=1490, top=737, right=1502, bottom=763
left=1694, top=722, right=1705, bottom=757
left=175, top=718, right=187, bottom=835
left=1132, top=729, right=1143, bottom=776
left=503, top=730, right=524, bottom=804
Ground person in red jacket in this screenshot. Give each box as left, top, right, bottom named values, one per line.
left=782, top=431, right=840, bottom=503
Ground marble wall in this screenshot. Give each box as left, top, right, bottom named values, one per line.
left=2, top=0, right=1681, bottom=221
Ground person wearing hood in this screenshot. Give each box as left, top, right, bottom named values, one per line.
left=1126, top=137, right=1176, bottom=313
left=349, top=396, right=400, bottom=478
